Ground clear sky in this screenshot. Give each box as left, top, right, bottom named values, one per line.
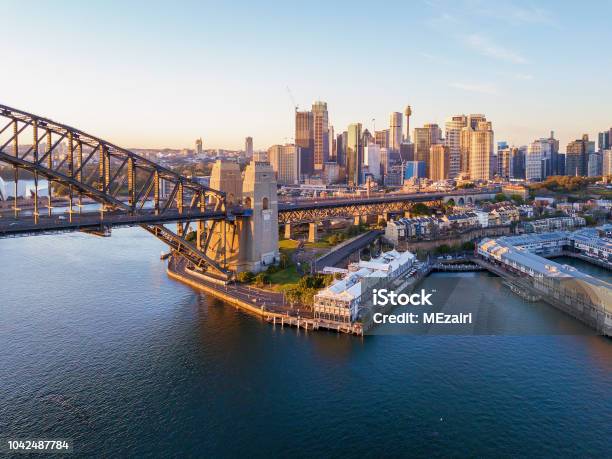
left=2, top=0, right=611, bottom=151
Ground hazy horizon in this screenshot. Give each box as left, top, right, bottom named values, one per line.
left=2, top=0, right=611, bottom=151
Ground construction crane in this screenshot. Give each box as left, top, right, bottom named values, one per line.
left=286, top=86, right=298, bottom=113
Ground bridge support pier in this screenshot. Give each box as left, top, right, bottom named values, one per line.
left=353, top=215, right=363, bottom=226
left=308, top=222, right=318, bottom=243
left=284, top=223, right=293, bottom=239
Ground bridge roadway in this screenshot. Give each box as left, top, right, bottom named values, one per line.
left=0, top=208, right=227, bottom=237
left=277, top=188, right=499, bottom=212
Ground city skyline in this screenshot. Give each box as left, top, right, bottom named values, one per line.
left=2, top=1, right=611, bottom=151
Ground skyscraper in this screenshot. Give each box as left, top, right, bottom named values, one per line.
left=497, top=147, right=513, bottom=179
left=526, top=139, right=552, bottom=181
left=195, top=138, right=203, bottom=155
left=375, top=129, right=389, bottom=149
left=389, top=112, right=403, bottom=151
left=413, top=123, right=441, bottom=177
left=603, top=149, right=612, bottom=177
left=295, top=110, right=314, bottom=176
left=468, top=120, right=494, bottom=181
left=364, top=143, right=381, bottom=180
left=245, top=136, right=253, bottom=158
left=588, top=152, right=602, bottom=177
left=268, top=144, right=300, bottom=185
left=346, top=123, right=363, bottom=187
left=335, top=131, right=347, bottom=166
left=312, top=101, right=329, bottom=171
left=445, top=115, right=467, bottom=179
left=566, top=135, right=594, bottom=176
left=429, top=145, right=449, bottom=181
left=598, top=129, right=611, bottom=152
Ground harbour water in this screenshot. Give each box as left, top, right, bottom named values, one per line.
left=1, top=228, right=611, bottom=456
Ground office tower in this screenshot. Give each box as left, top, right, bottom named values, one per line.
left=404, top=106, right=412, bottom=143
left=253, top=151, right=268, bottom=162
left=362, top=128, right=374, bottom=147
left=445, top=115, right=467, bottom=179
left=526, top=139, right=552, bottom=181
left=404, top=161, right=426, bottom=179
left=335, top=131, right=347, bottom=166
left=389, top=112, right=403, bottom=151
left=295, top=110, right=314, bottom=176
left=195, top=138, right=203, bottom=155
left=557, top=153, right=565, bottom=176
left=566, top=134, right=594, bottom=176
left=267, top=144, right=300, bottom=185
left=468, top=120, right=494, bottom=180
left=312, top=101, right=329, bottom=171
left=603, top=150, right=612, bottom=176
left=414, top=123, right=441, bottom=177
left=380, top=147, right=390, bottom=176
left=588, top=153, right=603, bottom=177
left=364, top=143, right=381, bottom=180
left=329, top=125, right=335, bottom=161
left=497, top=147, right=513, bottom=179
left=546, top=131, right=560, bottom=175
left=245, top=137, right=253, bottom=158
left=399, top=142, right=415, bottom=162
left=375, top=129, right=389, bottom=149
left=598, top=129, right=611, bottom=152
left=346, top=123, right=363, bottom=187
left=429, top=145, right=449, bottom=181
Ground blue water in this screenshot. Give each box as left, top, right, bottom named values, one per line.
left=1, top=229, right=611, bottom=457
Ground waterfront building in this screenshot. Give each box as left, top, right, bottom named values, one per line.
left=245, top=136, right=253, bottom=158
left=267, top=144, right=300, bottom=185
left=404, top=161, right=426, bottom=179
left=346, top=123, right=363, bottom=187
left=312, top=101, right=329, bottom=171
left=566, top=135, right=595, bottom=177
left=521, top=216, right=586, bottom=233
left=295, top=110, right=314, bottom=176
left=429, top=144, right=449, bottom=181
left=364, top=143, right=382, bottom=180
left=389, top=112, right=403, bottom=151
left=445, top=115, right=468, bottom=179
left=314, top=249, right=415, bottom=323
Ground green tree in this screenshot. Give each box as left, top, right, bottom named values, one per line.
left=236, top=271, right=254, bottom=283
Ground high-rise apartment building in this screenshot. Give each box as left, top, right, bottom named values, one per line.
left=413, top=123, right=441, bottom=177
left=295, top=110, right=314, bottom=176
left=566, top=135, right=595, bottom=177
left=195, top=138, right=203, bottom=155
left=588, top=153, right=603, bottom=177
left=429, top=145, right=449, bottom=181
left=245, top=136, right=253, bottom=158
left=380, top=148, right=390, bottom=176
left=267, top=144, right=301, bottom=185
left=346, top=123, right=363, bottom=187
left=467, top=120, right=494, bottom=180
left=312, top=101, right=329, bottom=171
left=445, top=115, right=467, bottom=179
left=389, top=112, right=403, bottom=151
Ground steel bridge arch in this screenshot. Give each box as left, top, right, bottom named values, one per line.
left=0, top=103, right=230, bottom=278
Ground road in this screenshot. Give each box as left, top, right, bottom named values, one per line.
left=315, top=230, right=384, bottom=270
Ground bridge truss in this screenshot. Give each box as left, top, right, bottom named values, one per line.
left=0, top=103, right=230, bottom=278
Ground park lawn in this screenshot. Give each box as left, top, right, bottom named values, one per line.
left=267, top=265, right=302, bottom=291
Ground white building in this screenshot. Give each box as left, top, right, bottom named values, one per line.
left=526, top=139, right=551, bottom=181
left=314, top=250, right=415, bottom=323
left=364, top=143, right=381, bottom=180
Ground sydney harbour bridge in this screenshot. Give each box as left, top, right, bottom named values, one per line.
left=0, top=103, right=497, bottom=281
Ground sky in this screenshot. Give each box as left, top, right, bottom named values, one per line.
left=2, top=0, right=611, bottom=151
